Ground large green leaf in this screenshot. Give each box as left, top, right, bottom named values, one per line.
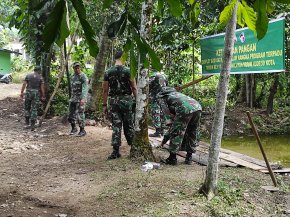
left=254, top=0, right=268, bottom=40
left=240, top=0, right=256, bottom=32
left=107, top=11, right=128, bottom=38
left=79, top=18, right=99, bottom=57
left=237, top=2, right=245, bottom=27
left=103, top=0, right=114, bottom=9
left=158, top=0, right=165, bottom=16
left=70, top=0, right=99, bottom=57
left=165, top=0, right=182, bottom=17
left=122, top=38, right=131, bottom=63
left=141, top=38, right=162, bottom=71
left=190, top=1, right=200, bottom=26
left=130, top=43, right=137, bottom=79
left=70, top=0, right=86, bottom=19
left=188, top=0, right=195, bottom=5
left=55, top=4, right=70, bottom=47
left=219, top=0, right=236, bottom=26
left=134, top=31, right=147, bottom=65
left=118, top=12, right=128, bottom=36
left=128, top=13, right=139, bottom=32
left=266, top=0, right=274, bottom=14
left=43, top=0, right=69, bottom=50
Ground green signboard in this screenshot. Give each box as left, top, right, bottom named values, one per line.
left=201, top=18, right=285, bottom=75
left=0, top=50, right=11, bottom=75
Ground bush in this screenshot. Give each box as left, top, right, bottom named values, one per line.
left=11, top=56, right=32, bottom=83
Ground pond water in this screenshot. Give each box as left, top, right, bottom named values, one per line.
left=203, top=135, right=290, bottom=167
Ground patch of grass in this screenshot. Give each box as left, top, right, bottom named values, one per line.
left=276, top=175, right=290, bottom=192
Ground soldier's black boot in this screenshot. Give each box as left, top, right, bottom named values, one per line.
left=107, top=146, right=121, bottom=160
left=161, top=152, right=177, bottom=165
left=149, top=128, right=162, bottom=137
left=25, top=117, right=30, bottom=126
left=70, top=123, right=78, bottom=135
left=30, top=120, right=36, bottom=132
left=184, top=152, right=193, bottom=165
left=77, top=127, right=86, bottom=137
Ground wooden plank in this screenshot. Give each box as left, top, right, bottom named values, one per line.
left=219, top=152, right=266, bottom=170
left=198, top=141, right=278, bottom=169
left=197, top=145, right=266, bottom=170
left=162, top=144, right=238, bottom=167
left=148, top=129, right=264, bottom=170
left=260, top=168, right=290, bottom=174
left=261, top=186, right=280, bottom=192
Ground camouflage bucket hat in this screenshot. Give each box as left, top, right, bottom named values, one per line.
left=149, top=73, right=167, bottom=95
left=73, top=62, right=81, bottom=68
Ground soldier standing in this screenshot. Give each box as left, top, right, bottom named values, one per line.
left=68, top=62, right=88, bottom=137
left=149, top=72, right=167, bottom=137
left=20, top=66, right=45, bottom=131
left=103, top=50, right=137, bottom=160
left=157, top=86, right=202, bottom=165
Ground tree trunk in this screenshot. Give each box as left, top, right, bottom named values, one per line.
left=267, top=75, right=279, bottom=114
left=245, top=74, right=250, bottom=106
left=237, top=75, right=246, bottom=103
left=42, top=48, right=53, bottom=110
left=130, top=0, right=155, bottom=161
left=245, top=74, right=256, bottom=108
left=199, top=1, right=238, bottom=199
left=192, top=35, right=195, bottom=96
left=89, top=22, right=110, bottom=117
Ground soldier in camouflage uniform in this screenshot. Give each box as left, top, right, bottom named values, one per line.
left=20, top=66, right=45, bottom=131
left=157, top=86, right=202, bottom=165
left=103, top=50, right=137, bottom=160
left=149, top=72, right=167, bottom=137
left=68, top=62, right=88, bottom=137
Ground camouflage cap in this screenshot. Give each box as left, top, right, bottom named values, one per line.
left=149, top=73, right=168, bottom=95
left=72, top=62, right=81, bottom=68
left=34, top=65, right=41, bottom=72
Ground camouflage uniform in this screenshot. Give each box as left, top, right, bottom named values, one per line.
left=68, top=72, right=88, bottom=128
left=149, top=73, right=167, bottom=136
left=24, top=73, right=44, bottom=125
left=158, top=87, right=202, bottom=153
left=104, top=65, right=135, bottom=147
left=158, top=86, right=202, bottom=165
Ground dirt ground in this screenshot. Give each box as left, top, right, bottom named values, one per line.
left=0, top=83, right=290, bottom=217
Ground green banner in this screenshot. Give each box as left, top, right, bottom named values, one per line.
left=200, top=18, right=285, bottom=75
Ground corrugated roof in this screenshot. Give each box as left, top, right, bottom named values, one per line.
left=0, top=48, right=22, bottom=55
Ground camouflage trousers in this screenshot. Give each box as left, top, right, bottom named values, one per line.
left=109, top=95, right=135, bottom=147
left=150, top=99, right=165, bottom=131
left=24, top=89, right=40, bottom=123
left=68, top=101, right=86, bottom=128
left=167, top=110, right=201, bottom=154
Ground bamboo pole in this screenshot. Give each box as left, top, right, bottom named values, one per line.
left=246, top=111, right=278, bottom=187
left=175, top=75, right=213, bottom=91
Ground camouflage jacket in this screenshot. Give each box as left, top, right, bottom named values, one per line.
left=104, top=65, right=132, bottom=96
left=149, top=72, right=167, bottom=100
left=157, top=86, right=202, bottom=123
left=70, top=72, right=88, bottom=102
left=158, top=86, right=202, bottom=144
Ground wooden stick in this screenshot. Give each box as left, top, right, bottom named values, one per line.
left=161, top=145, right=186, bottom=158
left=246, top=111, right=278, bottom=187
left=175, top=75, right=213, bottom=91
